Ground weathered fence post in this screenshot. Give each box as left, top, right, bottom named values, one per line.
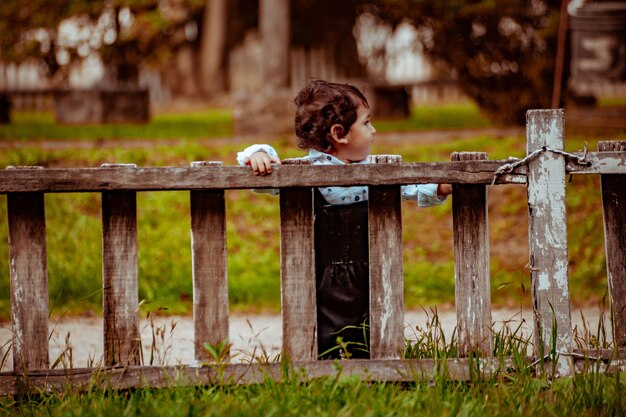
left=190, top=161, right=229, bottom=363
left=279, top=159, right=317, bottom=361
left=450, top=152, right=492, bottom=357
left=101, top=164, right=141, bottom=366
left=526, top=109, right=573, bottom=377
left=598, top=141, right=626, bottom=348
left=369, top=155, right=404, bottom=359
left=6, top=166, right=49, bottom=372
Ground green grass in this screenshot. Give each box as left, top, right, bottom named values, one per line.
left=2, top=307, right=625, bottom=416
left=375, top=101, right=492, bottom=131
left=1, top=372, right=624, bottom=417
left=597, top=96, right=626, bottom=107
left=0, top=102, right=490, bottom=141
left=0, top=109, right=233, bottom=140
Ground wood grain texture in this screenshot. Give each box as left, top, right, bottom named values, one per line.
left=565, top=152, right=626, bottom=174
left=526, top=109, right=573, bottom=377
left=279, top=185, right=316, bottom=361
left=365, top=156, right=404, bottom=359
left=7, top=192, right=49, bottom=371
left=102, top=191, right=141, bottom=366
left=0, top=357, right=522, bottom=395
left=2, top=350, right=625, bottom=395
left=598, top=141, right=626, bottom=347
left=189, top=161, right=230, bottom=362
left=190, top=187, right=229, bottom=362
left=4, top=155, right=626, bottom=194
left=368, top=185, right=404, bottom=359
left=451, top=152, right=492, bottom=357
left=0, top=161, right=530, bottom=193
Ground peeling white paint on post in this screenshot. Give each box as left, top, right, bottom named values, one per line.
left=369, top=155, right=404, bottom=359
left=7, top=165, right=49, bottom=371
left=190, top=161, right=229, bottom=363
left=597, top=141, right=626, bottom=348
left=101, top=163, right=141, bottom=366
left=565, top=152, right=626, bottom=174
left=451, top=152, right=492, bottom=357
left=526, top=109, right=573, bottom=377
left=279, top=159, right=317, bottom=361
left=379, top=257, right=394, bottom=341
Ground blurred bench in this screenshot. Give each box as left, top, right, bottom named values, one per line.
left=0, top=88, right=150, bottom=124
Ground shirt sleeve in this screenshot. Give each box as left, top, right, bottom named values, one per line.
left=401, top=183, right=447, bottom=207
left=236, top=144, right=280, bottom=166
left=237, top=144, right=280, bottom=196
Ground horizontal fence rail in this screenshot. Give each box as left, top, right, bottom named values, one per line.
left=1, top=109, right=625, bottom=395
left=1, top=153, right=625, bottom=193
left=0, top=161, right=528, bottom=193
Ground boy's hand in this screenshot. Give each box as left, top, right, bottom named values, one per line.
left=244, top=151, right=282, bottom=175
left=437, top=183, right=452, bottom=197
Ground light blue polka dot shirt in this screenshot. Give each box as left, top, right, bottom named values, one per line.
left=237, top=144, right=447, bottom=207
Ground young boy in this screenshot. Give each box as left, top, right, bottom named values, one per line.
left=238, top=80, right=451, bottom=358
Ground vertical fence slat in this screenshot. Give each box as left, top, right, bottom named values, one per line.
left=280, top=160, right=316, bottom=361
left=598, top=141, right=626, bottom=348
left=7, top=166, right=49, bottom=371
left=101, top=164, right=140, bottom=366
left=190, top=161, right=229, bottom=362
left=451, top=152, right=492, bottom=357
left=369, top=155, right=404, bottom=359
left=526, top=109, right=573, bottom=377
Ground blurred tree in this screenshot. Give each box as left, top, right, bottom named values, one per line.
left=1, top=0, right=569, bottom=122
left=227, top=0, right=367, bottom=79
left=198, top=0, right=227, bottom=95
left=98, top=1, right=204, bottom=87
left=291, top=0, right=367, bottom=78
left=0, top=0, right=203, bottom=88
left=261, top=0, right=290, bottom=89
left=0, top=0, right=104, bottom=82
left=1, top=0, right=367, bottom=93
left=368, top=0, right=566, bottom=124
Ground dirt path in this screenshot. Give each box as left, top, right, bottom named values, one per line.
left=0, top=306, right=608, bottom=371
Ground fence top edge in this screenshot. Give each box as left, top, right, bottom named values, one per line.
left=1, top=151, right=623, bottom=173
left=1, top=153, right=624, bottom=193
left=0, top=161, right=529, bottom=193
left=2, top=159, right=512, bottom=170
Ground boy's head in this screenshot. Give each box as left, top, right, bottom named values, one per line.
left=294, top=80, right=369, bottom=153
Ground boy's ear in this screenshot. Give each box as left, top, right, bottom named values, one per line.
left=330, top=124, right=348, bottom=144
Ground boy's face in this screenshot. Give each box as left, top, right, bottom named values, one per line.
left=339, top=104, right=376, bottom=163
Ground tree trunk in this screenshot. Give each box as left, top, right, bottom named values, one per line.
left=260, top=0, right=289, bottom=89
left=198, top=0, right=227, bottom=96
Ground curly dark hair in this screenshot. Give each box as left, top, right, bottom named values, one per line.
left=294, top=80, right=369, bottom=153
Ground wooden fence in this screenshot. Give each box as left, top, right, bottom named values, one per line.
left=1, top=89, right=58, bottom=112
left=0, top=109, right=625, bottom=395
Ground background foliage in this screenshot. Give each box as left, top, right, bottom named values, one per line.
left=370, top=0, right=566, bottom=124
left=1, top=0, right=568, bottom=124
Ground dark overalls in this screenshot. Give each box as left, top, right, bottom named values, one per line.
left=314, top=188, right=370, bottom=359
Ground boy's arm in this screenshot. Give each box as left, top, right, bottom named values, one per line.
left=237, top=144, right=282, bottom=175
left=246, top=152, right=282, bottom=176
left=237, top=144, right=282, bottom=195
left=237, top=144, right=279, bottom=164
left=437, top=184, right=452, bottom=197
left=401, top=184, right=450, bottom=207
